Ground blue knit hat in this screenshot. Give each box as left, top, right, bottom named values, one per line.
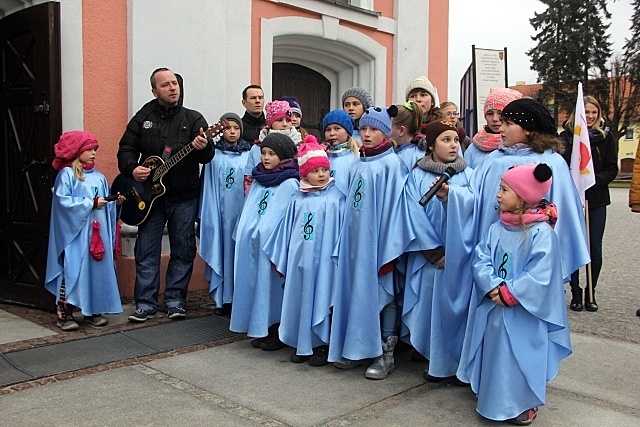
left=358, top=105, right=398, bottom=137
left=322, top=109, right=355, bottom=136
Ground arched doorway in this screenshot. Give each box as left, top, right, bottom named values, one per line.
left=272, top=63, right=330, bottom=139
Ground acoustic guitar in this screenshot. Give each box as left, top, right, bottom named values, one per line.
left=112, top=120, right=228, bottom=226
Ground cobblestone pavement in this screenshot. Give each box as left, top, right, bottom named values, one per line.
left=565, top=187, right=640, bottom=344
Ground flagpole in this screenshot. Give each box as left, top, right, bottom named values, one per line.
left=584, top=200, right=593, bottom=302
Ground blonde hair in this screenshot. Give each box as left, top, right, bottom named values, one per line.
left=71, top=158, right=85, bottom=181
left=394, top=101, right=424, bottom=137
left=565, top=95, right=605, bottom=136
left=346, top=135, right=360, bottom=157
left=439, top=101, right=457, bottom=110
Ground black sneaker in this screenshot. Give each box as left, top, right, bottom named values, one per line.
left=128, top=309, right=156, bottom=323
left=167, top=306, right=186, bottom=319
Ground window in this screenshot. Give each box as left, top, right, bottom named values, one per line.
left=626, top=128, right=634, bottom=140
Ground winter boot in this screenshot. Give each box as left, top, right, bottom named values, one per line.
left=260, top=323, right=286, bottom=351
left=569, top=288, right=583, bottom=311
left=365, top=336, right=398, bottom=380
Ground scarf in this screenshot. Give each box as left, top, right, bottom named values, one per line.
left=411, top=133, right=428, bottom=151
left=214, top=138, right=252, bottom=153
left=258, top=127, right=303, bottom=145
left=472, top=125, right=503, bottom=152
left=299, top=177, right=335, bottom=193
left=252, top=158, right=300, bottom=187
left=328, top=142, right=349, bottom=153
left=500, top=200, right=558, bottom=229
left=360, top=139, right=393, bottom=157
left=415, top=154, right=467, bottom=174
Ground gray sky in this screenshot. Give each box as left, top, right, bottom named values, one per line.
left=447, top=0, right=634, bottom=103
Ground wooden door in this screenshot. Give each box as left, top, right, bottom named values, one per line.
left=272, top=63, right=330, bottom=140
left=0, top=2, right=62, bottom=310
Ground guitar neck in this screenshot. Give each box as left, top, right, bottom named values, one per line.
left=154, top=143, right=194, bottom=181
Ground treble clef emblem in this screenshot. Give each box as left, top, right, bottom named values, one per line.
left=353, top=179, right=363, bottom=210
left=330, top=170, right=335, bottom=178
left=498, top=252, right=509, bottom=279
left=258, top=190, right=269, bottom=216
left=303, top=212, right=315, bottom=241
left=225, top=167, right=235, bottom=188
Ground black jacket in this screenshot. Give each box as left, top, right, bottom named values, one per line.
left=117, top=100, right=214, bottom=202
left=241, top=111, right=266, bottom=144
left=560, top=126, right=618, bottom=208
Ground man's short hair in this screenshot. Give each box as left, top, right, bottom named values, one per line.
left=150, top=67, right=171, bottom=89
left=242, top=84, right=263, bottom=100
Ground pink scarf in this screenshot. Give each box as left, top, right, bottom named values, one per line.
left=472, top=127, right=502, bottom=152
left=500, top=202, right=558, bottom=229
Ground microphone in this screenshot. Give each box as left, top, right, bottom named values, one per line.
left=419, top=166, right=457, bottom=206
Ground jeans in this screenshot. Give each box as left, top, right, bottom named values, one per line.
left=134, top=197, right=198, bottom=312
left=570, top=206, right=607, bottom=292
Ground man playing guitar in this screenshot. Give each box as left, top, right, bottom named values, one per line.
left=117, top=67, right=214, bottom=323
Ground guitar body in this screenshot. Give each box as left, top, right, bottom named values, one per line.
left=111, top=158, right=167, bottom=226
left=112, top=120, right=228, bottom=226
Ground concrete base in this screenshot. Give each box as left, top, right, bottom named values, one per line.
left=115, top=223, right=209, bottom=298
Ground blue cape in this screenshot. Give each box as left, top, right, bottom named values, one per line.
left=45, top=168, right=122, bottom=315
left=467, top=221, right=571, bottom=421
left=328, top=149, right=439, bottom=362
left=229, top=177, right=299, bottom=336
left=264, top=183, right=345, bottom=355
left=198, top=149, right=250, bottom=307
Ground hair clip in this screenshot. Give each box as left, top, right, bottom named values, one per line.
left=403, top=101, right=414, bottom=111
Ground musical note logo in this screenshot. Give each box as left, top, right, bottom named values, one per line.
left=353, top=178, right=364, bottom=210
left=497, top=251, right=510, bottom=280
left=303, top=212, right=315, bottom=241
left=258, top=190, right=270, bottom=216
left=330, top=169, right=335, bottom=178
left=225, top=167, right=235, bottom=189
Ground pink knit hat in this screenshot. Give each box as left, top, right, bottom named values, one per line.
left=501, top=163, right=553, bottom=205
left=265, top=100, right=292, bottom=128
left=52, top=131, right=100, bottom=171
left=297, top=135, right=330, bottom=178
left=483, top=87, right=523, bottom=115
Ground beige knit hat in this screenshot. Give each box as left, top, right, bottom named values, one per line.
left=405, top=76, right=437, bottom=102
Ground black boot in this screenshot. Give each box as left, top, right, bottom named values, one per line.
left=569, top=288, right=583, bottom=311
left=584, top=290, right=598, bottom=312
left=260, top=323, right=286, bottom=351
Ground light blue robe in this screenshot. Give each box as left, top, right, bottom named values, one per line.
left=463, top=143, right=491, bottom=170
left=264, top=182, right=345, bottom=355
left=198, top=149, right=249, bottom=307
left=328, top=148, right=357, bottom=196
left=395, top=143, right=424, bottom=171
left=230, top=177, right=299, bottom=337
left=45, top=167, right=122, bottom=316
left=244, top=144, right=262, bottom=176
left=328, top=148, right=439, bottom=362
left=467, top=220, right=571, bottom=421
left=401, top=166, right=474, bottom=378
left=449, top=146, right=589, bottom=383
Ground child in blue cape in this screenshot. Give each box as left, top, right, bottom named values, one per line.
left=328, top=105, right=439, bottom=380
left=244, top=100, right=302, bottom=194
left=439, top=98, right=589, bottom=383
left=198, top=113, right=251, bottom=316
left=264, top=135, right=345, bottom=366
left=391, top=101, right=426, bottom=170
left=230, top=132, right=300, bottom=350
left=467, top=163, right=571, bottom=425
left=323, top=109, right=359, bottom=195
left=45, top=131, right=124, bottom=331
left=401, top=120, right=473, bottom=382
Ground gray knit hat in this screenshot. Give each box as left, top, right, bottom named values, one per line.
left=341, top=87, right=373, bottom=110
left=261, top=132, right=297, bottom=160
left=219, top=112, right=243, bottom=135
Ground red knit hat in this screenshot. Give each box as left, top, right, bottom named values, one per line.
left=297, top=135, right=330, bottom=178
left=501, top=163, right=553, bottom=205
left=52, top=131, right=99, bottom=171
left=265, top=100, right=292, bottom=128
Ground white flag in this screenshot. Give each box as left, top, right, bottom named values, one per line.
left=569, top=83, right=596, bottom=206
